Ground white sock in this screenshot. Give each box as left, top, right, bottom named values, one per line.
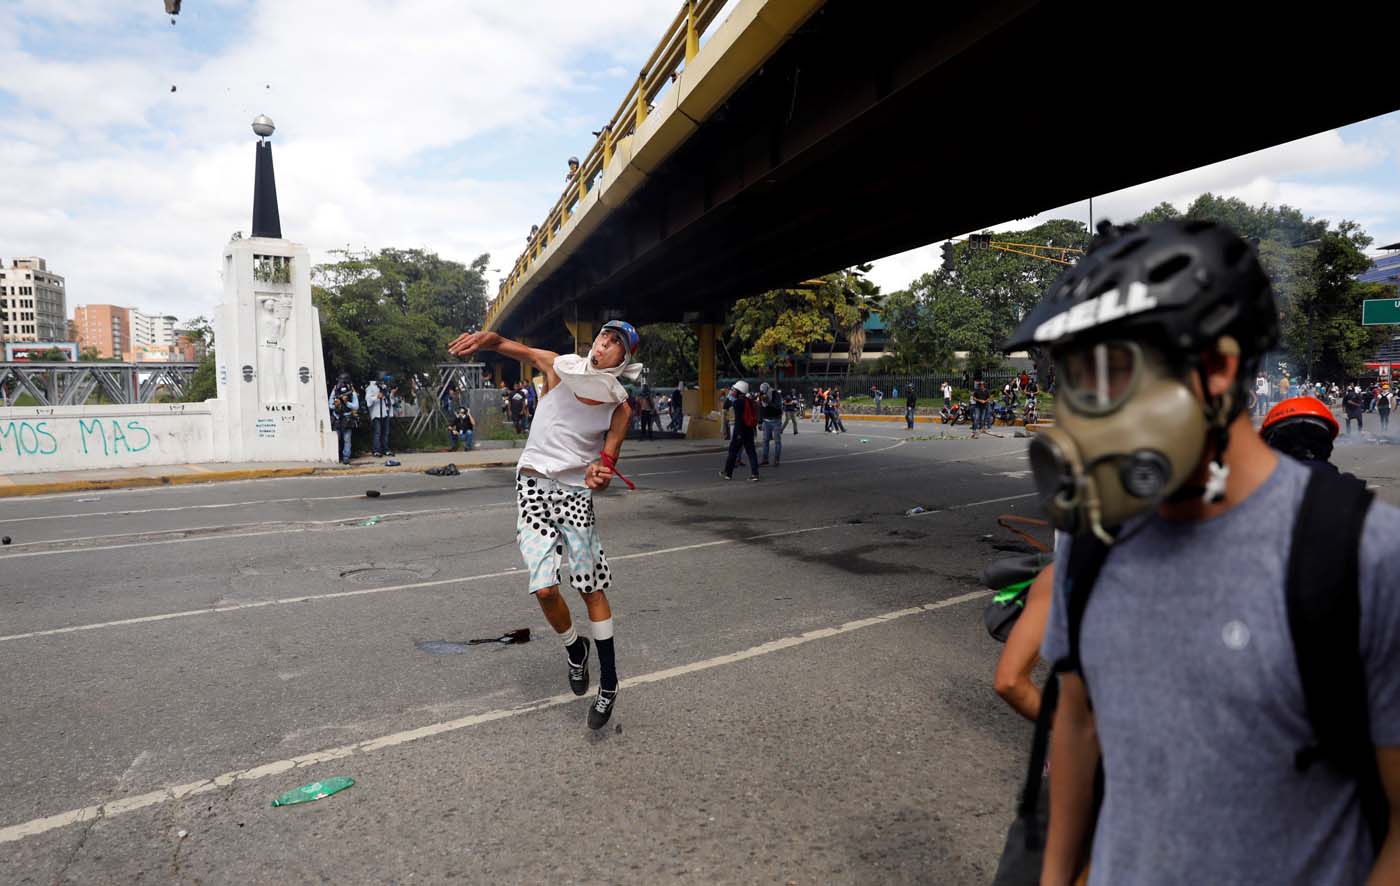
left=590, top=618, right=614, bottom=641
left=559, top=624, right=577, bottom=647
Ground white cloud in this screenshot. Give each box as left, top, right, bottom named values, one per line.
left=866, top=121, right=1399, bottom=292
left=0, top=0, right=681, bottom=321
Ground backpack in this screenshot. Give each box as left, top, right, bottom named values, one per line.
left=1011, top=468, right=1386, bottom=864
left=741, top=396, right=759, bottom=429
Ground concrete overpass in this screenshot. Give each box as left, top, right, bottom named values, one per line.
left=486, top=0, right=1400, bottom=407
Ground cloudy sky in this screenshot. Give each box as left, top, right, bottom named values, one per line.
left=2, top=0, right=1397, bottom=325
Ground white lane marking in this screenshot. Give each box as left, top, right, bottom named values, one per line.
left=0, top=488, right=480, bottom=526
left=909, top=492, right=1039, bottom=515
left=0, top=503, right=516, bottom=559
left=0, top=438, right=911, bottom=553
left=0, top=589, right=992, bottom=844
left=0, top=523, right=843, bottom=644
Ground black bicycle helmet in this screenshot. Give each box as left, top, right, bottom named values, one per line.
left=1005, top=220, right=1277, bottom=358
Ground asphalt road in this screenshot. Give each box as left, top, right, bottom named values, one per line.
left=2, top=418, right=1396, bottom=884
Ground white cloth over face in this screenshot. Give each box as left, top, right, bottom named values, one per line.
left=552, top=353, right=644, bottom=404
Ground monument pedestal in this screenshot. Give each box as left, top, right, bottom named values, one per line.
left=214, top=237, right=335, bottom=463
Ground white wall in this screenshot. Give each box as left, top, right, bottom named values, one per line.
left=0, top=403, right=220, bottom=474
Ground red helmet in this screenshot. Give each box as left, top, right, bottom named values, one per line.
left=1262, top=396, right=1339, bottom=440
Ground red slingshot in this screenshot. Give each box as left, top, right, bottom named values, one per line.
left=597, top=451, right=635, bottom=490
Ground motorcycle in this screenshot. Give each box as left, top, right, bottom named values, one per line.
left=1022, top=395, right=1039, bottom=426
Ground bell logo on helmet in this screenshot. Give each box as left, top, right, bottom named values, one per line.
left=1033, top=281, right=1158, bottom=342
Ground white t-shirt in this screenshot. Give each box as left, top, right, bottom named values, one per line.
left=517, top=388, right=617, bottom=488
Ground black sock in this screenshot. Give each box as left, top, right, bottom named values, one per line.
left=595, top=637, right=617, bottom=691
left=565, top=636, right=587, bottom=665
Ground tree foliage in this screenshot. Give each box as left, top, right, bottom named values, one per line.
left=312, top=248, right=489, bottom=382
left=727, top=271, right=865, bottom=376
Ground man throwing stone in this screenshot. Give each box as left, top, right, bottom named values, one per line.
left=447, top=320, right=642, bottom=729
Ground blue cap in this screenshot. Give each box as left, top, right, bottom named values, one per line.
left=600, top=320, right=639, bottom=354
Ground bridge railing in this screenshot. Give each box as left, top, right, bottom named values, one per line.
left=487, top=0, right=730, bottom=328
left=0, top=362, right=203, bottom=407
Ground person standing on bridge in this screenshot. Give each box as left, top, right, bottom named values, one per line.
left=447, top=320, right=642, bottom=730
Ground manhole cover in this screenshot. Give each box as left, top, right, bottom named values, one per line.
left=339, top=565, right=434, bottom=585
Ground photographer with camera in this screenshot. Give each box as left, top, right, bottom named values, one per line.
left=328, top=372, right=360, bottom=465
left=449, top=404, right=475, bottom=452
left=365, top=373, right=399, bottom=458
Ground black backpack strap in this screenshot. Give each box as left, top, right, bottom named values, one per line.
left=1063, top=534, right=1112, bottom=686
left=1286, top=468, right=1387, bottom=851
left=1017, top=536, right=1111, bottom=848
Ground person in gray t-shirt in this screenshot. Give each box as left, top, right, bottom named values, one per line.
left=1003, top=219, right=1400, bottom=885
left=1041, top=457, right=1400, bottom=884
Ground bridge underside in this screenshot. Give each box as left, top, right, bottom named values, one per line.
left=502, top=0, right=1400, bottom=349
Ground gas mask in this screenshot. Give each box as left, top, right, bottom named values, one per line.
left=1028, top=339, right=1218, bottom=544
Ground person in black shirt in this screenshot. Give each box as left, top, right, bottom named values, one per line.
left=972, top=380, right=992, bottom=432
left=904, top=387, right=918, bottom=429
left=1343, top=385, right=1364, bottom=435
left=759, top=382, right=784, bottom=465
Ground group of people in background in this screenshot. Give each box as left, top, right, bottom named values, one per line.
left=1255, top=372, right=1396, bottom=435
left=622, top=384, right=685, bottom=439
left=328, top=372, right=405, bottom=464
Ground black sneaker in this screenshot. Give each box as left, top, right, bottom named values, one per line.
left=568, top=638, right=591, bottom=696
left=748, top=475, right=761, bottom=482
left=719, top=471, right=732, bottom=480
left=588, top=687, right=617, bottom=729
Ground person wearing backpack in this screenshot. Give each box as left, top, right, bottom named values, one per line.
left=1001, top=220, right=1400, bottom=886
left=720, top=380, right=760, bottom=481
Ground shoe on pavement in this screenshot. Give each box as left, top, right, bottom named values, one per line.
left=568, top=638, right=591, bottom=696
left=758, top=460, right=769, bottom=466
left=773, top=459, right=780, bottom=466
left=588, top=687, right=617, bottom=729
left=720, top=471, right=733, bottom=480
left=748, top=475, right=760, bottom=482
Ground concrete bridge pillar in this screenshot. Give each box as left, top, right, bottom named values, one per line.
left=565, top=320, right=597, bottom=357
left=686, top=322, right=722, bottom=439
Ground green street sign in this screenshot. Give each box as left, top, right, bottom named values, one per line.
left=1362, top=298, right=1400, bottom=326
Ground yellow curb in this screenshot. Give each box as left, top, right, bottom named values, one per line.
left=0, top=467, right=321, bottom=499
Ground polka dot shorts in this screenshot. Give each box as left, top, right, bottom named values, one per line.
left=515, top=472, right=612, bottom=595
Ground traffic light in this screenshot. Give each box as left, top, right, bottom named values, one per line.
left=940, top=241, right=956, bottom=272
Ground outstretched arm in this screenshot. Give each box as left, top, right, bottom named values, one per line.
left=447, top=331, right=559, bottom=391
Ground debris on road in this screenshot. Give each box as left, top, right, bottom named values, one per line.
left=271, top=777, right=354, bottom=807
left=365, top=490, right=381, bottom=498
left=424, top=464, right=459, bottom=477
left=467, top=628, right=531, bottom=645
left=358, top=516, right=381, bottom=527
left=904, top=506, right=926, bottom=516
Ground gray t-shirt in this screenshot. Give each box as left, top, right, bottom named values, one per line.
left=1042, top=455, right=1400, bottom=885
